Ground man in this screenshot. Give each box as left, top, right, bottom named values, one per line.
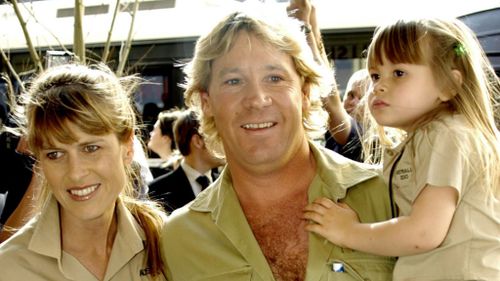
left=148, top=109, right=223, bottom=212
left=160, top=2, right=395, bottom=280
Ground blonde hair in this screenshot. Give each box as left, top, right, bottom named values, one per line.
left=344, top=69, right=371, bottom=101
left=365, top=18, right=500, bottom=197
left=23, top=63, right=166, bottom=277
left=182, top=10, right=333, bottom=157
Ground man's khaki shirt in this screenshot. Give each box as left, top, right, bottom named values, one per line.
left=161, top=141, right=395, bottom=281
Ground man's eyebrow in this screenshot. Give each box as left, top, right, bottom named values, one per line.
left=216, top=63, right=289, bottom=77
left=217, top=67, right=241, bottom=77
left=264, top=64, right=287, bottom=72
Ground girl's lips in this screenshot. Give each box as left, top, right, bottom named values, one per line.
left=371, top=99, right=389, bottom=108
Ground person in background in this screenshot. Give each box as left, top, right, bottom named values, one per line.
left=0, top=134, right=38, bottom=243
left=0, top=63, right=167, bottom=280
left=147, top=108, right=182, bottom=178
left=148, top=109, right=224, bottom=212
left=141, top=102, right=161, bottom=143
left=342, top=69, right=370, bottom=121
left=160, top=1, right=395, bottom=280
left=132, top=135, right=156, bottom=193
left=323, top=69, right=371, bottom=162
left=304, top=17, right=500, bottom=281
left=287, top=1, right=366, bottom=162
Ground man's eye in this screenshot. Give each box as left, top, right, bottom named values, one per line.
left=46, top=151, right=63, bottom=160
left=84, top=145, right=99, bottom=153
left=268, top=75, right=283, bottom=82
left=225, top=78, right=240, bottom=85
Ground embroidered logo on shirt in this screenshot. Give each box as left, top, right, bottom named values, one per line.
left=395, top=167, right=412, bottom=181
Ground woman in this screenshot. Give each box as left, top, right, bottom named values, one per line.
left=0, top=63, right=167, bottom=280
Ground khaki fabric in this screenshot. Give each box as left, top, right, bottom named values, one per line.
left=0, top=195, right=166, bottom=281
left=161, top=141, right=395, bottom=281
left=384, top=114, right=500, bottom=281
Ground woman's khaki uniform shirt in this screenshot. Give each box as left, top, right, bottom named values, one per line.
left=161, top=141, right=396, bottom=281
left=384, top=114, right=500, bottom=281
left=0, top=195, right=166, bottom=281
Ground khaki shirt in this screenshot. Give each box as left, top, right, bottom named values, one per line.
left=161, top=141, right=395, bottom=281
left=384, top=114, right=500, bottom=280
left=0, top=195, right=166, bottom=281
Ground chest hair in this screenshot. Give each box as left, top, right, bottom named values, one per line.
left=246, top=198, right=309, bottom=281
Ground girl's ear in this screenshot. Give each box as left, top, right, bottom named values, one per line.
left=200, top=91, right=212, bottom=117
left=451, top=69, right=463, bottom=85
left=439, top=69, right=463, bottom=102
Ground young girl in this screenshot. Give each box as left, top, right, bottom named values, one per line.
left=0, top=64, right=167, bottom=280
left=304, top=18, right=500, bottom=280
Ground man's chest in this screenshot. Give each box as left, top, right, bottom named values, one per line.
left=248, top=207, right=308, bottom=281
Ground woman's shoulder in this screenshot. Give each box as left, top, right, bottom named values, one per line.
left=0, top=220, right=36, bottom=263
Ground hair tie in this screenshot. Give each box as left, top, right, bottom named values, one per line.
left=454, top=43, right=466, bottom=57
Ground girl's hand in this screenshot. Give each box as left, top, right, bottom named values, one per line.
left=303, top=197, right=360, bottom=247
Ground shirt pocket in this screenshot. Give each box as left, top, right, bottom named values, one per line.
left=194, top=266, right=254, bottom=281
left=327, top=258, right=394, bottom=281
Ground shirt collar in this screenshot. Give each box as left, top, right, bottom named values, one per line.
left=28, top=195, right=146, bottom=279
left=184, top=140, right=380, bottom=281
left=189, top=140, right=379, bottom=214
left=181, top=159, right=212, bottom=194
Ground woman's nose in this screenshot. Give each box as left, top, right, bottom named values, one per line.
left=66, top=155, right=89, bottom=182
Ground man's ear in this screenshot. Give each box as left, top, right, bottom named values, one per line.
left=302, top=83, right=311, bottom=113
left=200, top=91, right=213, bottom=117
left=191, top=134, right=205, bottom=149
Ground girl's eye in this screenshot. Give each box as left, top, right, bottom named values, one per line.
left=370, top=73, right=379, bottom=81
left=394, top=70, right=405, bottom=77
left=46, top=151, right=63, bottom=160
left=84, top=145, right=99, bottom=153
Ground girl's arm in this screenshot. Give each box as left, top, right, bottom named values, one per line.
left=304, top=184, right=458, bottom=256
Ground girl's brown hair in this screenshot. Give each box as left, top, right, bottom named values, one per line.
left=365, top=18, right=500, bottom=197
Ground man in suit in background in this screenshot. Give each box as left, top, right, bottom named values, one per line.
left=148, top=109, right=224, bottom=212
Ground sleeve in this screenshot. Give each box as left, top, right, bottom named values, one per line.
left=413, top=124, right=468, bottom=197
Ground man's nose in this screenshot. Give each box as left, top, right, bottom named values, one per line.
left=243, top=82, right=272, bottom=109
